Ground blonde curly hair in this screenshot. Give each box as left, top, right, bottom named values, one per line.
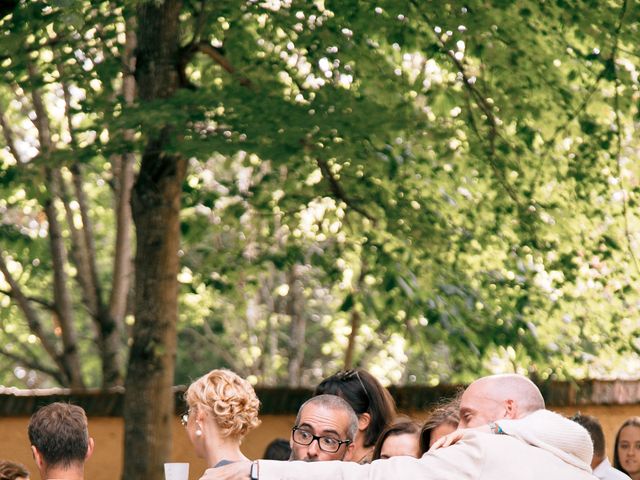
left=186, top=369, right=261, bottom=438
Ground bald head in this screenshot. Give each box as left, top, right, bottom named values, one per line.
left=458, top=374, right=545, bottom=428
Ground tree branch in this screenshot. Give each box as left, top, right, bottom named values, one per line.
left=316, top=156, right=375, bottom=221
left=195, top=41, right=252, bottom=87
left=196, top=322, right=241, bottom=371
left=0, top=346, right=65, bottom=384
left=0, top=253, right=67, bottom=382
left=109, top=15, right=136, bottom=330
left=344, top=263, right=366, bottom=370
left=0, top=106, right=25, bottom=164
left=58, top=170, right=98, bottom=315
left=58, top=63, right=104, bottom=313
left=0, top=288, right=55, bottom=311
left=28, top=62, right=85, bottom=389
left=73, top=164, right=105, bottom=311
left=189, top=0, right=209, bottom=46
left=408, top=1, right=523, bottom=210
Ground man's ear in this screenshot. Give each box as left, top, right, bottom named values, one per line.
left=86, top=437, right=95, bottom=460
left=357, top=412, right=371, bottom=431
left=289, top=434, right=296, bottom=454
left=31, top=445, right=44, bottom=469
left=504, top=399, right=517, bottom=419
left=343, top=442, right=356, bottom=461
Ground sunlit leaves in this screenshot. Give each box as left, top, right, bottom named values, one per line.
left=1, top=0, right=640, bottom=388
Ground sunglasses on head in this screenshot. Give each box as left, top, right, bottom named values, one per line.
left=335, top=369, right=371, bottom=406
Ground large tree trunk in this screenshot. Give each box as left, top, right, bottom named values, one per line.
left=122, top=2, right=184, bottom=479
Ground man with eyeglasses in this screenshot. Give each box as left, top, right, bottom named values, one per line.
left=289, top=394, right=358, bottom=462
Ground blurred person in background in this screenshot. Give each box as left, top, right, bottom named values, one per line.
left=0, top=460, right=29, bottom=480
left=184, top=369, right=261, bottom=471
left=372, top=418, right=421, bottom=460
left=262, top=439, right=291, bottom=461
left=419, top=396, right=460, bottom=454
left=314, top=369, right=397, bottom=463
left=571, top=413, right=629, bottom=480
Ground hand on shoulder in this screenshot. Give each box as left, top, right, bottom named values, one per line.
left=429, top=424, right=493, bottom=451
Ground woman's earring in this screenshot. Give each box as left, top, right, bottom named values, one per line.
left=195, top=422, right=203, bottom=437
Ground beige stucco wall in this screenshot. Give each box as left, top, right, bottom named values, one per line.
left=0, top=414, right=296, bottom=480
left=1, top=405, right=638, bottom=479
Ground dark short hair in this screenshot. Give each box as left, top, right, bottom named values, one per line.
left=372, top=417, right=421, bottom=460
left=570, top=413, right=605, bottom=458
left=263, top=438, right=292, bottom=461
left=28, top=402, right=89, bottom=468
left=613, top=416, right=640, bottom=474
left=295, top=394, right=359, bottom=441
left=419, top=395, right=461, bottom=454
left=314, top=369, right=397, bottom=448
left=0, top=460, right=29, bottom=480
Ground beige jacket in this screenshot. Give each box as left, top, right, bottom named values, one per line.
left=258, top=411, right=598, bottom=480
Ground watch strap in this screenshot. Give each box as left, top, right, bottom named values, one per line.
left=249, top=461, right=259, bottom=480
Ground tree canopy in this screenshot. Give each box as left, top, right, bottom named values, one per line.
left=1, top=0, right=639, bottom=390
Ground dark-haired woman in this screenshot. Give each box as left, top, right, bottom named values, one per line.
left=419, top=397, right=460, bottom=453
left=614, top=417, right=640, bottom=480
left=314, top=369, right=397, bottom=463
left=372, top=418, right=421, bottom=460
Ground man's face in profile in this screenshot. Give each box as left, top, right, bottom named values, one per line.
left=458, top=382, right=506, bottom=428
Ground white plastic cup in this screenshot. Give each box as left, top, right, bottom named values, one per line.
left=164, top=462, right=189, bottom=480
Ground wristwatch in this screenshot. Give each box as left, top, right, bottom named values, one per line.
left=250, top=461, right=259, bottom=480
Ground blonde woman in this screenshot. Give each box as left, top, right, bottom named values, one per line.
left=183, top=369, right=261, bottom=469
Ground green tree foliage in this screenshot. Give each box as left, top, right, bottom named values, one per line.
left=0, top=0, right=129, bottom=388
left=172, top=0, right=640, bottom=384
left=2, top=1, right=640, bottom=477
left=1, top=0, right=639, bottom=391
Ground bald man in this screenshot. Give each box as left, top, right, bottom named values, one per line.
left=200, top=374, right=597, bottom=480
left=457, top=373, right=545, bottom=429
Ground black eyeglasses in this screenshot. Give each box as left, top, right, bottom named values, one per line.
left=336, top=370, right=370, bottom=406
left=291, top=427, right=351, bottom=453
